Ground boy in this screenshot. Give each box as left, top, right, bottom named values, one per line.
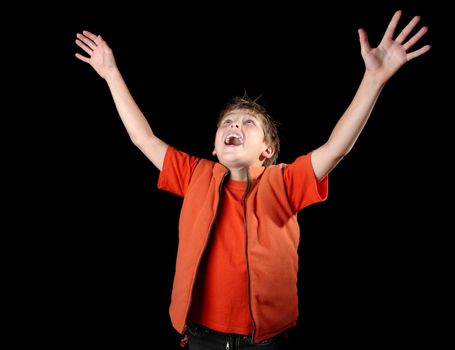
left=75, top=10, right=430, bottom=349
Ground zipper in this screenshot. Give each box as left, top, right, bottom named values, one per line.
left=183, top=170, right=230, bottom=331
left=242, top=171, right=256, bottom=343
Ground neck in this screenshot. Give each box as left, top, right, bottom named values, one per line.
left=228, top=167, right=248, bottom=181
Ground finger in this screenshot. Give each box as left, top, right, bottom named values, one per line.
left=407, top=44, right=431, bottom=61
left=83, top=30, right=105, bottom=48
left=383, top=10, right=402, bottom=41
left=395, top=15, right=421, bottom=44
left=76, top=33, right=97, bottom=51
left=75, top=38, right=93, bottom=56
left=75, top=52, right=90, bottom=63
left=358, top=28, right=371, bottom=53
left=96, top=35, right=106, bottom=47
left=82, top=30, right=99, bottom=42
left=98, top=36, right=111, bottom=51
left=403, top=26, right=428, bottom=51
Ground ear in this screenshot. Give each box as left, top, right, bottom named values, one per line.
left=212, top=148, right=217, bottom=156
left=261, top=146, right=274, bottom=159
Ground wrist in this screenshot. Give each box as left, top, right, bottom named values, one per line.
left=363, top=70, right=387, bottom=89
left=105, top=67, right=121, bottom=83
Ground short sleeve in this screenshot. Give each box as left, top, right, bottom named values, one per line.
left=283, top=153, right=328, bottom=213
left=157, top=146, right=200, bottom=197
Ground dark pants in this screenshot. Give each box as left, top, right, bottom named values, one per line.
left=187, top=322, right=286, bottom=350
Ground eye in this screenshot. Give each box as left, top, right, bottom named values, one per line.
left=245, top=119, right=255, bottom=125
left=223, top=119, right=232, bottom=124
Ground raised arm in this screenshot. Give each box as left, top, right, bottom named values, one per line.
left=311, top=10, right=431, bottom=181
left=75, top=31, right=168, bottom=170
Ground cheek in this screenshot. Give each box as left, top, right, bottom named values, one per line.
left=249, top=130, right=266, bottom=143
left=214, top=131, right=223, bottom=146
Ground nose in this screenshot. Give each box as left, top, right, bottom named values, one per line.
left=230, top=123, right=239, bottom=129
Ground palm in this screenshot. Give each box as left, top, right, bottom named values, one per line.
left=363, top=41, right=407, bottom=79
left=359, top=10, right=430, bottom=83
left=75, top=31, right=117, bottom=79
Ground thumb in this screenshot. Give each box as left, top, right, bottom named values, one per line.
left=358, top=28, right=371, bottom=53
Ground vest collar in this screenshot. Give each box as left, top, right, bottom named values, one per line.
left=213, top=162, right=266, bottom=182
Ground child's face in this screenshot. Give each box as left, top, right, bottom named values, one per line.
left=213, top=109, right=274, bottom=168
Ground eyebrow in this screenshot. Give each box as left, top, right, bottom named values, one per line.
left=223, top=112, right=258, bottom=119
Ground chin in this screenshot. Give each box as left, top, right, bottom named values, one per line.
left=218, top=156, right=241, bottom=167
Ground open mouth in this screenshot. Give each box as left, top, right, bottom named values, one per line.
left=224, top=133, right=244, bottom=146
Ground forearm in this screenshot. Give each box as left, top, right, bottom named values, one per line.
left=105, top=68, right=156, bottom=145
left=311, top=72, right=386, bottom=181
left=326, top=72, right=385, bottom=156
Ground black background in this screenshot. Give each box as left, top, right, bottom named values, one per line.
left=10, top=1, right=450, bottom=348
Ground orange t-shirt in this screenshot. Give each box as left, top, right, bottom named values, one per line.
left=189, top=179, right=251, bottom=334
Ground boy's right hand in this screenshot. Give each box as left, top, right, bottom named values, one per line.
left=75, top=30, right=118, bottom=79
